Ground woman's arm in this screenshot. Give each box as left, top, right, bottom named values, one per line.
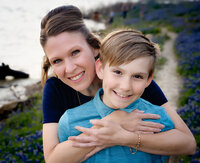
left=128, top=103, right=196, bottom=155
left=43, top=123, right=94, bottom=163
left=42, top=78, right=96, bottom=162
left=70, top=103, right=196, bottom=156
left=42, top=110, right=162, bottom=162
left=160, top=102, right=196, bottom=154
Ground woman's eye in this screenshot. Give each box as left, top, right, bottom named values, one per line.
left=113, top=70, right=121, bottom=75
left=53, top=59, right=61, bottom=64
left=72, top=50, right=80, bottom=56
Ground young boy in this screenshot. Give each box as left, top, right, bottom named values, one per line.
left=58, top=29, right=174, bottom=162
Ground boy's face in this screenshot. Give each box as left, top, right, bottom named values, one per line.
left=96, top=56, right=153, bottom=109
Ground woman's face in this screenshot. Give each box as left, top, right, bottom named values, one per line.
left=45, top=32, right=98, bottom=92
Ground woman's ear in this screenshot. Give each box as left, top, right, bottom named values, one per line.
left=93, top=49, right=99, bottom=58
left=95, top=58, right=103, bottom=80
left=145, top=74, right=154, bottom=88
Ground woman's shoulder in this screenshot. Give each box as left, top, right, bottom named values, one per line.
left=45, top=77, right=74, bottom=92
left=46, top=77, right=66, bottom=87
left=42, top=77, right=77, bottom=123
left=141, top=80, right=168, bottom=106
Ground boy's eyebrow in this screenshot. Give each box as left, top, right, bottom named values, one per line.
left=134, top=72, right=149, bottom=75
left=111, top=66, right=149, bottom=75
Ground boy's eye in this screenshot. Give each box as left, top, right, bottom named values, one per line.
left=72, top=49, right=80, bottom=56
left=134, top=75, right=143, bottom=79
left=113, top=70, right=122, bottom=75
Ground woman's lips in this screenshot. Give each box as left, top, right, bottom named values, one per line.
left=69, top=71, right=85, bottom=81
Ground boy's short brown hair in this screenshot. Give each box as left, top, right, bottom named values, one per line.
left=100, top=29, right=160, bottom=77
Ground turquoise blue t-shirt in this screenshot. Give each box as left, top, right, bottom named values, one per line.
left=58, top=88, right=174, bottom=163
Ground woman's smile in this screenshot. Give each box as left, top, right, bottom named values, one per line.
left=45, top=32, right=98, bottom=94
left=69, top=71, right=85, bottom=81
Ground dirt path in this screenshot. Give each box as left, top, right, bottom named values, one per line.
left=154, top=29, right=182, bottom=111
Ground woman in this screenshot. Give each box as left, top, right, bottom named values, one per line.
left=40, top=5, right=196, bottom=163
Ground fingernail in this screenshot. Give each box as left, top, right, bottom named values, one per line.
left=90, top=119, right=95, bottom=123
left=75, top=126, right=80, bottom=129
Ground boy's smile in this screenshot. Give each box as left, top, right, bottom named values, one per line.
left=96, top=56, right=153, bottom=109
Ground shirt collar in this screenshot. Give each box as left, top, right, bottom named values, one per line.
left=93, top=88, right=140, bottom=118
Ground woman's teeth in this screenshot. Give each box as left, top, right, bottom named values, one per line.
left=71, top=72, right=84, bottom=81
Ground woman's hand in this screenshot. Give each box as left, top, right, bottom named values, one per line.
left=120, top=109, right=164, bottom=133
left=69, top=109, right=164, bottom=148
left=69, top=119, right=128, bottom=147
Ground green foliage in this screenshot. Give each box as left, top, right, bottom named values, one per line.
left=152, top=34, right=170, bottom=51
left=177, top=52, right=200, bottom=77
left=140, top=27, right=160, bottom=35
left=156, top=56, right=167, bottom=70
left=178, top=88, right=195, bottom=107
left=0, top=93, right=44, bottom=162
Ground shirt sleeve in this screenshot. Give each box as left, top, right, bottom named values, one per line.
left=141, top=80, right=168, bottom=106
left=58, top=112, right=70, bottom=143
left=42, top=77, right=66, bottom=123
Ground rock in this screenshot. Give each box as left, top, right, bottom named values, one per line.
left=0, top=62, right=29, bottom=80
left=0, top=78, right=42, bottom=114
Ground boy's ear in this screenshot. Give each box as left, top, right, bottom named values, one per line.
left=145, top=74, right=154, bottom=88
left=95, top=58, right=103, bottom=80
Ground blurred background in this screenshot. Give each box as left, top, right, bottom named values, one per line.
left=0, top=0, right=138, bottom=79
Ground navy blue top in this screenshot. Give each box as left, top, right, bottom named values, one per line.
left=42, top=77, right=167, bottom=123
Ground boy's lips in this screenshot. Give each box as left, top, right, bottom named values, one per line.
left=113, top=90, right=132, bottom=99
left=69, top=71, right=85, bottom=81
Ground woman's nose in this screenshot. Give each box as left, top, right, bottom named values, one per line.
left=65, top=59, right=76, bottom=73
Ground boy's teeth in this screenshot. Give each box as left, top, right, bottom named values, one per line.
left=71, top=72, right=83, bottom=81
left=117, top=92, right=128, bottom=98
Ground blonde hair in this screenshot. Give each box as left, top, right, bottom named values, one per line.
left=100, top=29, right=160, bottom=77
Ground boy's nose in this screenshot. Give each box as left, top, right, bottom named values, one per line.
left=120, top=77, right=131, bottom=91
